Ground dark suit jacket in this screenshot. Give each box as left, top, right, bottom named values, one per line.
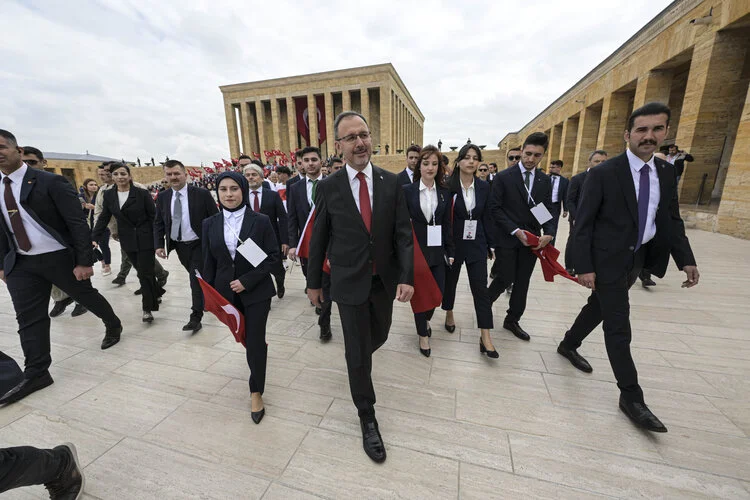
left=566, top=170, right=588, bottom=222
left=550, top=175, right=569, bottom=212
left=403, top=182, right=454, bottom=267
left=396, top=169, right=414, bottom=186
left=450, top=179, right=495, bottom=263
left=92, top=186, right=156, bottom=253
left=0, top=167, right=93, bottom=275
left=286, top=174, right=304, bottom=188
left=256, top=187, right=288, bottom=247
left=153, top=185, right=218, bottom=253
left=489, top=165, right=556, bottom=248
left=286, top=177, right=312, bottom=247
left=201, top=207, right=280, bottom=307
left=572, top=152, right=696, bottom=283
left=308, top=165, right=414, bottom=305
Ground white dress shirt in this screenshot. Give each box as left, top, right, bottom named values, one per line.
left=249, top=188, right=263, bottom=211
left=0, top=164, right=66, bottom=256
left=404, top=168, right=414, bottom=183
left=223, top=207, right=246, bottom=260
left=461, top=178, right=476, bottom=215
left=518, top=162, right=535, bottom=201
left=626, top=148, right=660, bottom=246
left=171, top=185, right=199, bottom=242
left=346, top=163, right=374, bottom=213
left=117, top=190, right=129, bottom=208
left=306, top=175, right=322, bottom=206
left=550, top=175, right=561, bottom=203
left=419, top=180, right=438, bottom=223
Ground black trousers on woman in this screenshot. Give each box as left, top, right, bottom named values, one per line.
left=0, top=446, right=69, bottom=493
left=125, top=250, right=163, bottom=312
left=414, top=263, right=446, bottom=337
left=442, top=258, right=494, bottom=330
left=236, top=298, right=272, bottom=395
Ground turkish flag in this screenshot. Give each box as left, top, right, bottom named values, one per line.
left=296, top=207, right=330, bottom=273
left=294, top=96, right=327, bottom=145
left=196, top=272, right=246, bottom=346
left=409, top=227, right=442, bottom=313
left=522, top=231, right=578, bottom=283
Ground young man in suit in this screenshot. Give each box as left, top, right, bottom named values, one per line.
left=0, top=130, right=122, bottom=405
left=547, top=159, right=569, bottom=246
left=564, top=150, right=607, bottom=274
left=397, top=144, right=421, bottom=185
left=154, top=160, right=219, bottom=333
left=307, top=112, right=414, bottom=463
left=285, top=151, right=306, bottom=188
left=558, top=103, right=699, bottom=433
left=487, top=132, right=556, bottom=341
left=243, top=163, right=288, bottom=299
left=489, top=148, right=524, bottom=285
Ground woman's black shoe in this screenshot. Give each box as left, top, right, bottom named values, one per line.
left=251, top=407, right=265, bottom=424
left=480, top=340, right=499, bottom=359
left=444, top=322, right=456, bottom=333
left=419, top=347, right=431, bottom=357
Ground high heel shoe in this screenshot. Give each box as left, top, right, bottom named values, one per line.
left=479, top=340, right=499, bottom=359
left=251, top=407, right=265, bottom=424
left=444, top=322, right=456, bottom=333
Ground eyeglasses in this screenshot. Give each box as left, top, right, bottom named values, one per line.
left=25, top=160, right=39, bottom=166
left=336, top=132, right=371, bottom=143
left=508, top=155, right=521, bottom=161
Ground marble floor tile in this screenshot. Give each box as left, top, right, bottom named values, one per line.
left=147, top=343, right=228, bottom=371
left=708, top=396, right=750, bottom=436
left=113, top=358, right=231, bottom=399
left=53, top=349, right=130, bottom=376
left=262, top=483, right=325, bottom=499
left=17, top=366, right=104, bottom=413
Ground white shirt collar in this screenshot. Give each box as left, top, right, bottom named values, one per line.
left=461, top=178, right=475, bottom=191
left=518, top=162, right=534, bottom=176
left=172, top=184, right=188, bottom=197
left=419, top=179, right=435, bottom=192
left=1, top=163, right=28, bottom=184
left=626, top=148, right=656, bottom=173
left=346, top=162, right=373, bottom=182
left=223, top=207, right=244, bottom=219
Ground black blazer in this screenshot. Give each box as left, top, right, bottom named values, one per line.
left=0, top=167, right=93, bottom=275
left=201, top=207, right=280, bottom=307
left=308, top=165, right=414, bottom=305
left=403, top=182, right=454, bottom=267
left=255, top=187, right=288, bottom=247
left=550, top=175, right=569, bottom=211
left=153, top=185, right=218, bottom=252
left=489, top=165, right=556, bottom=248
left=566, top=170, right=588, bottom=222
left=286, top=174, right=304, bottom=188
left=396, top=169, right=414, bottom=186
left=92, top=185, right=156, bottom=253
left=449, top=178, right=495, bottom=263
left=286, top=177, right=312, bottom=247
left=572, top=152, right=696, bottom=283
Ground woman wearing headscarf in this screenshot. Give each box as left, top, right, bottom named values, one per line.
left=202, top=172, right=280, bottom=424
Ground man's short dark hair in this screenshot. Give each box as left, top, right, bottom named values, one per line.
left=294, top=150, right=304, bottom=159
left=238, top=154, right=252, bottom=161
left=333, top=111, right=368, bottom=140
left=251, top=159, right=264, bottom=168
left=329, top=157, right=344, bottom=166
left=0, top=129, right=18, bottom=147
left=164, top=159, right=185, bottom=170
left=627, top=102, right=671, bottom=131
left=300, top=146, right=322, bottom=159
left=276, top=166, right=292, bottom=176
left=489, top=162, right=497, bottom=168
left=406, top=144, right=421, bottom=155
left=509, top=146, right=522, bottom=153
left=522, top=132, right=549, bottom=151
left=22, top=146, right=44, bottom=160
left=588, top=150, right=608, bottom=161
left=97, top=161, right=114, bottom=170
left=550, top=160, right=563, bottom=167
left=669, top=144, right=678, bottom=149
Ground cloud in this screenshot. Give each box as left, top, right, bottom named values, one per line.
left=1, top=0, right=670, bottom=164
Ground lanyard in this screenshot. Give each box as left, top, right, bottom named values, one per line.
left=224, top=214, right=245, bottom=244
left=523, top=174, right=537, bottom=206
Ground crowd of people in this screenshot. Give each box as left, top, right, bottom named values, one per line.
left=0, top=101, right=701, bottom=495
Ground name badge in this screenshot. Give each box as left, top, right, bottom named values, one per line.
left=427, top=225, right=442, bottom=246
left=463, top=220, right=478, bottom=240
left=530, top=204, right=553, bottom=225
left=236, top=238, right=268, bottom=267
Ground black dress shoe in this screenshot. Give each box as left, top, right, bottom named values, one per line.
left=157, top=270, right=170, bottom=288
left=315, top=306, right=322, bottom=315
left=444, top=322, right=456, bottom=333
left=619, top=397, right=667, bottom=432
left=134, top=288, right=143, bottom=295
left=557, top=344, right=593, bottom=373
left=182, top=320, right=202, bottom=333
left=0, top=372, right=54, bottom=405
left=111, top=276, right=126, bottom=286
left=101, top=324, right=122, bottom=350
left=319, top=324, right=332, bottom=341
left=479, top=340, right=499, bottom=359
left=503, top=320, right=530, bottom=341
left=360, top=418, right=386, bottom=463
left=50, top=297, right=75, bottom=318
left=45, top=443, right=85, bottom=500
left=251, top=407, right=265, bottom=424
left=142, top=311, right=154, bottom=323
left=276, top=285, right=285, bottom=299
left=641, top=278, right=656, bottom=288
left=71, top=303, right=88, bottom=317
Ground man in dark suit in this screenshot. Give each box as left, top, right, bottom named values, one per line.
left=154, top=160, right=218, bottom=333
left=285, top=151, right=305, bottom=188
left=0, top=130, right=122, bottom=405
left=489, top=148, right=522, bottom=285
left=396, top=144, right=421, bottom=185
left=487, top=132, right=556, bottom=341
left=307, top=112, right=414, bottom=463
left=564, top=150, right=608, bottom=273
left=557, top=103, right=699, bottom=433
left=547, top=159, right=569, bottom=246
left=243, top=163, right=288, bottom=299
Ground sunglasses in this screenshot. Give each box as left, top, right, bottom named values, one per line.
left=508, top=155, right=521, bottom=161
left=25, top=160, right=39, bottom=166
left=478, top=168, right=488, bottom=172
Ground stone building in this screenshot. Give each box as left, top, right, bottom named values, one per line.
left=498, top=0, right=750, bottom=239
left=220, top=63, right=425, bottom=160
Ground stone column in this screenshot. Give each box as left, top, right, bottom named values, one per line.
left=572, top=105, right=602, bottom=175
left=270, top=98, right=282, bottom=152
left=286, top=97, right=297, bottom=152
left=256, top=101, right=267, bottom=156
left=240, top=102, right=256, bottom=156
left=307, top=93, right=318, bottom=147
left=633, top=70, right=673, bottom=108
left=342, top=89, right=351, bottom=111
left=224, top=102, right=240, bottom=158
left=559, top=115, right=579, bottom=177
left=324, top=91, right=335, bottom=155
left=394, top=97, right=400, bottom=150
left=597, top=92, right=630, bottom=156
left=547, top=123, right=563, bottom=170
left=361, top=87, right=370, bottom=124
left=380, top=85, right=392, bottom=153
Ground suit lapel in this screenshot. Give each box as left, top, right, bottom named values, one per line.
left=615, top=155, right=638, bottom=225
left=371, top=166, right=385, bottom=234
left=215, top=212, right=233, bottom=262
left=335, top=169, right=368, bottom=233
left=655, top=158, right=670, bottom=212
left=238, top=207, right=257, bottom=244
left=164, top=189, right=174, bottom=227
left=19, top=168, right=37, bottom=203
left=121, top=188, right=137, bottom=211
left=513, top=167, right=530, bottom=203
left=531, top=169, right=545, bottom=203
left=410, top=185, right=429, bottom=224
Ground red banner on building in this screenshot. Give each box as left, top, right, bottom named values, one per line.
left=294, top=95, right=327, bottom=146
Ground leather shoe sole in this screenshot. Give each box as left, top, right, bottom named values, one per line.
left=0, top=372, right=54, bottom=405
left=557, top=345, right=593, bottom=373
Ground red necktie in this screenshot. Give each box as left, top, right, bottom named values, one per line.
left=252, top=191, right=260, bottom=212
left=3, top=177, right=31, bottom=251
left=356, top=172, right=371, bottom=232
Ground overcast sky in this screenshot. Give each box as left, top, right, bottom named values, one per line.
left=2, top=0, right=671, bottom=165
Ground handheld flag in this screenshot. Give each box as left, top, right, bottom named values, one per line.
left=522, top=231, right=578, bottom=283
left=196, top=271, right=246, bottom=346
left=409, top=226, right=442, bottom=313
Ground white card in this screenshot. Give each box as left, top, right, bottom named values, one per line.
left=530, top=204, right=553, bottom=225
left=236, top=238, right=268, bottom=267
left=427, top=225, right=442, bottom=246
left=463, top=220, right=478, bottom=240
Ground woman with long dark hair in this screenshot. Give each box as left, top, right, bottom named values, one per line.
left=202, top=172, right=280, bottom=424
left=92, top=163, right=164, bottom=322
left=403, top=146, right=454, bottom=357
left=80, top=178, right=112, bottom=276
left=441, top=144, right=499, bottom=358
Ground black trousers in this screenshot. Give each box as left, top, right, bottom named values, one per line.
left=414, top=263, right=446, bottom=337
left=0, top=446, right=69, bottom=493
left=318, top=273, right=332, bottom=327
left=442, top=258, right=493, bottom=330
left=6, top=250, right=120, bottom=379
left=487, top=246, right=537, bottom=323
left=117, top=246, right=167, bottom=281
left=172, top=240, right=204, bottom=321
left=238, top=298, right=271, bottom=395
left=125, top=250, right=163, bottom=312
left=548, top=202, right=562, bottom=246
left=564, top=220, right=575, bottom=271
left=336, top=276, right=392, bottom=419
left=272, top=246, right=286, bottom=291
left=560, top=248, right=646, bottom=403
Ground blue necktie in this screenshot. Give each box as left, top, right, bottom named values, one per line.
left=635, top=164, right=650, bottom=251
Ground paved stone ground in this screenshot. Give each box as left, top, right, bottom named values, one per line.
left=1, top=224, right=749, bottom=499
